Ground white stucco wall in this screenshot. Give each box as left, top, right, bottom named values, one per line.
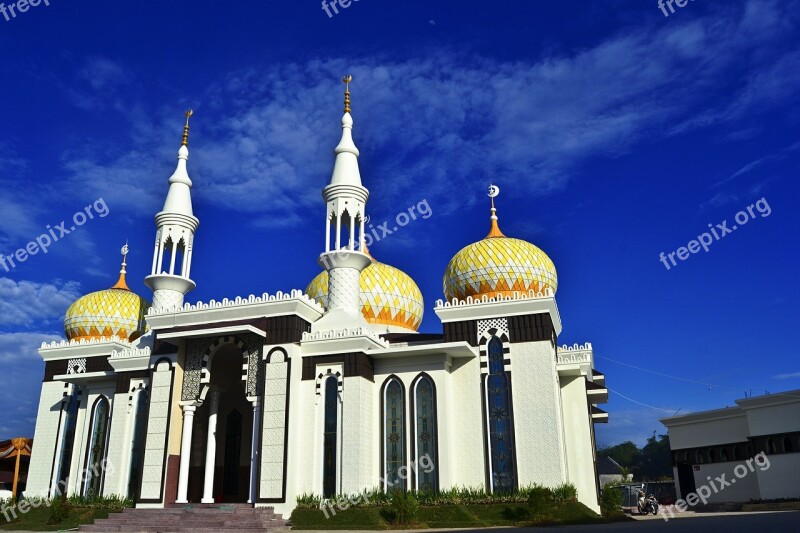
left=560, top=375, right=599, bottom=512
left=754, top=454, right=800, bottom=499
left=666, top=411, right=749, bottom=450
left=690, top=461, right=761, bottom=503
left=511, top=341, right=566, bottom=489
left=26, top=381, right=68, bottom=498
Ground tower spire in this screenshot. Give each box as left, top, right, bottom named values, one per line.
left=144, top=111, right=200, bottom=312
left=312, top=75, right=371, bottom=333
left=486, top=184, right=505, bottom=238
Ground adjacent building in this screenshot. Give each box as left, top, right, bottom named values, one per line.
left=661, top=390, right=800, bottom=503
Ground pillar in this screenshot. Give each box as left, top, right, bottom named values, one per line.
left=175, top=405, right=196, bottom=504
left=201, top=390, right=220, bottom=503
left=248, top=399, right=262, bottom=504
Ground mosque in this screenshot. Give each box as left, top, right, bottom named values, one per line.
left=25, top=79, right=609, bottom=515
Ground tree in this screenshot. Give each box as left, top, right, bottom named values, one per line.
left=598, top=435, right=673, bottom=481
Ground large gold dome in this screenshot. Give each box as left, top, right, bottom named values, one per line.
left=64, top=268, right=150, bottom=342
left=306, top=255, right=424, bottom=332
left=443, top=216, right=557, bottom=302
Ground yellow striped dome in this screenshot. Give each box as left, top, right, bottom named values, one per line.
left=64, top=270, right=150, bottom=342
left=306, top=256, right=424, bottom=332
left=443, top=218, right=557, bottom=302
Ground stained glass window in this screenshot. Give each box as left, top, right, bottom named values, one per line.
left=127, top=390, right=149, bottom=498
left=54, top=390, right=79, bottom=496
left=486, top=336, right=515, bottom=493
left=322, top=376, right=339, bottom=498
left=384, top=378, right=405, bottom=491
left=85, top=396, right=110, bottom=497
left=414, top=375, right=438, bottom=492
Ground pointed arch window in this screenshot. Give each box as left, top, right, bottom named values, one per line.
left=383, top=377, right=406, bottom=491
left=84, top=396, right=110, bottom=497
left=485, top=336, right=516, bottom=493
left=413, top=375, right=438, bottom=492
left=322, top=376, right=339, bottom=498
left=54, top=390, right=80, bottom=495
left=127, top=389, right=149, bottom=499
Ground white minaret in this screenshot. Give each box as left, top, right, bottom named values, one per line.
left=312, top=76, right=372, bottom=332
left=144, top=110, right=200, bottom=311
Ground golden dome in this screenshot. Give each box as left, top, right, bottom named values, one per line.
left=443, top=203, right=558, bottom=302
left=64, top=250, right=151, bottom=342
left=305, top=255, right=424, bottom=332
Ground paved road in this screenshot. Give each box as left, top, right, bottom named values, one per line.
left=450, top=510, right=800, bottom=532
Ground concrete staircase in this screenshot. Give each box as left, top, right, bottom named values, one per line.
left=79, top=503, right=290, bottom=532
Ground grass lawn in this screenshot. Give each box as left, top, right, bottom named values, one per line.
left=0, top=503, right=122, bottom=531
left=290, top=501, right=630, bottom=529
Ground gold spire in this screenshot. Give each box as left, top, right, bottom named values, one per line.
left=111, top=243, right=131, bottom=290
left=181, top=109, right=194, bottom=146
left=486, top=184, right=505, bottom=238
left=343, top=75, right=352, bottom=113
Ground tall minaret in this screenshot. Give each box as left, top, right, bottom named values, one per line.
left=144, top=111, right=200, bottom=311
left=311, top=76, right=372, bottom=332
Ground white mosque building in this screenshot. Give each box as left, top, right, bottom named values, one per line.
left=25, top=79, right=609, bottom=515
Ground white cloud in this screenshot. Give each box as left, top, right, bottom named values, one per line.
left=0, top=332, right=60, bottom=363
left=58, top=0, right=799, bottom=227
left=773, top=371, right=800, bottom=380
left=0, top=278, right=81, bottom=327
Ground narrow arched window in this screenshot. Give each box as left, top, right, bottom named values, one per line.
left=127, top=389, right=149, bottom=498
left=783, top=436, right=793, bottom=453
left=413, top=375, right=438, bottom=492
left=383, top=378, right=405, bottom=491
left=85, top=396, right=110, bottom=496
left=54, top=390, right=80, bottom=496
left=486, top=336, right=516, bottom=493
left=322, top=376, right=339, bottom=498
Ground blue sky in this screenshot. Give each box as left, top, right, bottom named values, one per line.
left=0, top=0, right=798, bottom=447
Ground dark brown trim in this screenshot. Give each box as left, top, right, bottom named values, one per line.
left=507, top=314, right=554, bottom=344
left=153, top=316, right=310, bottom=345
left=379, top=375, right=408, bottom=491
left=43, top=356, right=114, bottom=382
left=443, top=321, right=478, bottom=346
left=408, top=373, right=439, bottom=492
left=302, top=353, right=374, bottom=382
left=136, top=357, right=175, bottom=505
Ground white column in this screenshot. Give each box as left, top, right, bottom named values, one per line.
left=176, top=405, right=196, bottom=504
left=201, top=390, right=220, bottom=503
left=248, top=399, right=262, bottom=504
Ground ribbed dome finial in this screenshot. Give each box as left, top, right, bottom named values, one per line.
left=111, top=243, right=131, bottom=291
left=487, top=184, right=505, bottom=238
left=343, top=75, right=352, bottom=113
left=181, top=109, right=193, bottom=147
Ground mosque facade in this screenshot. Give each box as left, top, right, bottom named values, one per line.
left=25, top=81, right=609, bottom=514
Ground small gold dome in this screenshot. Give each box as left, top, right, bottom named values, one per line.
left=64, top=251, right=151, bottom=342
left=306, top=255, right=424, bottom=332
left=443, top=203, right=558, bottom=302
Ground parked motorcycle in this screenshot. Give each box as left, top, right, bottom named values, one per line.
left=637, top=486, right=659, bottom=515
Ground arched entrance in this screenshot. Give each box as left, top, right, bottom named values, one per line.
left=187, top=342, right=254, bottom=503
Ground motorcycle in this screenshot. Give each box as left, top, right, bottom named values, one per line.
left=637, top=487, right=659, bottom=515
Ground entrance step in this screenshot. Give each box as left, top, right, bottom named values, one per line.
left=79, top=504, right=290, bottom=532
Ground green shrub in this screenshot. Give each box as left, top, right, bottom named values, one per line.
left=295, top=492, right=322, bottom=509
left=389, top=490, right=419, bottom=524
left=527, top=485, right=554, bottom=514
left=600, top=483, right=624, bottom=518
left=47, top=497, right=70, bottom=525
left=552, top=483, right=578, bottom=502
